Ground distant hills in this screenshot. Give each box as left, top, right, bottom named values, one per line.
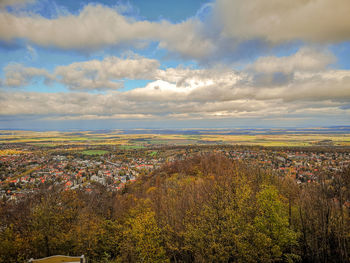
left=1, top=126, right=350, bottom=135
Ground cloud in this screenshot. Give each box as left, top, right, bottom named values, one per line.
left=0, top=4, right=213, bottom=59
left=213, top=0, right=350, bottom=44
left=121, top=48, right=350, bottom=111
left=1, top=47, right=350, bottom=125
left=0, top=0, right=35, bottom=9
left=125, top=68, right=350, bottom=104
left=249, top=47, right=335, bottom=74
left=55, top=56, right=160, bottom=91
left=42, top=113, right=154, bottom=121
left=1, top=56, right=160, bottom=91
left=246, top=47, right=336, bottom=88
left=2, top=63, right=52, bottom=87
left=1, top=1, right=350, bottom=63
left=1, top=89, right=348, bottom=124
left=25, top=44, right=37, bottom=60
left=125, top=67, right=243, bottom=102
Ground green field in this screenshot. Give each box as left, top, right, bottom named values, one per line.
left=81, top=150, right=109, bottom=155
left=149, top=151, right=158, bottom=156
left=119, top=144, right=145, bottom=150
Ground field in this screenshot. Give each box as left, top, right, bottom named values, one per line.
left=1, top=130, right=350, bottom=148
left=0, top=149, right=26, bottom=156
left=81, top=150, right=109, bottom=155
left=118, top=144, right=145, bottom=150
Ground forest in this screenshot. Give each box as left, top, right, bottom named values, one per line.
left=0, top=154, right=349, bottom=263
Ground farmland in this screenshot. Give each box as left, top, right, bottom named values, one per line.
left=1, top=129, right=350, bottom=147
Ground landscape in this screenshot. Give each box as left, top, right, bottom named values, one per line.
left=1, top=128, right=350, bottom=262
left=1, top=0, right=350, bottom=262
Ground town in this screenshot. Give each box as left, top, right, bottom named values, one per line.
left=1, top=143, right=350, bottom=200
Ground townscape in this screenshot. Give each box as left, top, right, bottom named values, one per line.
left=2, top=142, right=350, bottom=200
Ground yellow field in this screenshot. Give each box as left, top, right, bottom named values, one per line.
left=1, top=130, right=350, bottom=147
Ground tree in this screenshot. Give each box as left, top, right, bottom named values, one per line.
left=254, top=185, right=299, bottom=262
left=120, top=203, right=168, bottom=263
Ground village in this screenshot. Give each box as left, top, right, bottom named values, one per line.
left=1, top=144, right=350, bottom=200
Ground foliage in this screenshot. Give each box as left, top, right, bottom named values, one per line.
left=0, top=154, right=349, bottom=262
left=120, top=203, right=168, bottom=263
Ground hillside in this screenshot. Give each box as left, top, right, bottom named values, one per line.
left=0, top=154, right=349, bottom=262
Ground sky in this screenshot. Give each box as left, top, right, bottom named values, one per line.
left=0, top=0, right=350, bottom=130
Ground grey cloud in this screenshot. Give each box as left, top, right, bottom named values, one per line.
left=340, top=104, right=350, bottom=110
left=252, top=72, right=293, bottom=87
left=249, top=47, right=335, bottom=74
left=0, top=92, right=126, bottom=115
left=1, top=89, right=349, bottom=123
left=213, top=0, right=350, bottom=44
left=0, top=0, right=35, bottom=8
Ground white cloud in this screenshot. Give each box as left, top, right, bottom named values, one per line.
left=3, top=63, right=52, bottom=87
left=1, top=48, right=350, bottom=124
left=1, top=56, right=160, bottom=91
left=0, top=4, right=213, bottom=59
left=1, top=0, right=350, bottom=62
left=55, top=56, right=159, bottom=91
